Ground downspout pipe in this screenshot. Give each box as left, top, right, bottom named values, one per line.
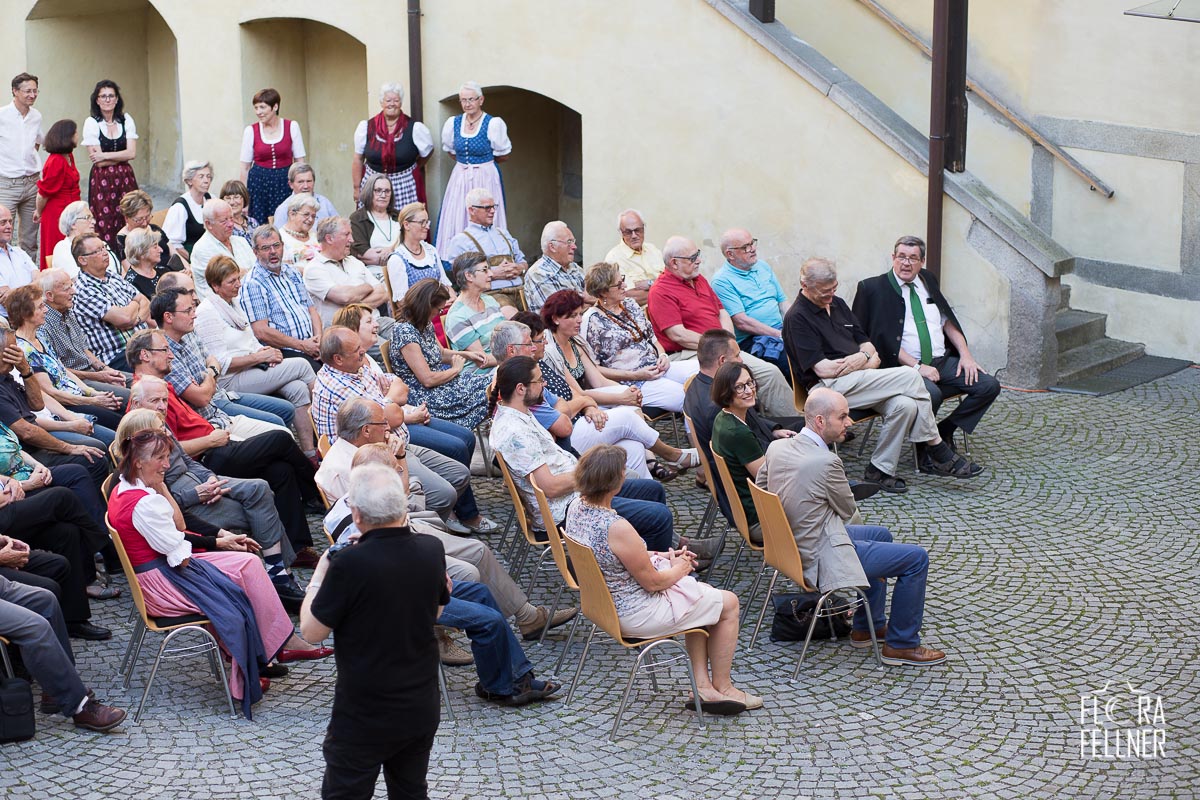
left=407, top=0, right=423, bottom=122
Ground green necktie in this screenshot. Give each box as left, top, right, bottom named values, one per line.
left=906, top=282, right=933, bottom=365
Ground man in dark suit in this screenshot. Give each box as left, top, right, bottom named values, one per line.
left=852, top=235, right=1000, bottom=450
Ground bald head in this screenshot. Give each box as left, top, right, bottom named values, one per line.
left=804, top=388, right=853, bottom=445
left=720, top=227, right=758, bottom=269
left=662, top=236, right=702, bottom=280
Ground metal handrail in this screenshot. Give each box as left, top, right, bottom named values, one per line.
left=856, top=0, right=1115, bottom=198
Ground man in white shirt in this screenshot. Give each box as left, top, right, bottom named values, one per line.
left=0, top=205, right=35, bottom=318
left=603, top=209, right=665, bottom=305
left=302, top=216, right=393, bottom=342
left=270, top=164, right=337, bottom=229
left=0, top=74, right=44, bottom=260
left=189, top=199, right=256, bottom=301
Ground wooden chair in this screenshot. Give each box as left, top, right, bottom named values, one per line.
left=317, top=434, right=332, bottom=458
left=529, top=477, right=581, bottom=661
left=379, top=335, right=395, bottom=375
left=745, top=481, right=882, bottom=676
left=493, top=452, right=550, bottom=586
left=682, top=412, right=731, bottom=563
left=0, top=635, right=13, bottom=678
left=104, top=510, right=237, bottom=722
left=380, top=264, right=399, bottom=319
left=709, top=450, right=769, bottom=628
left=562, top=534, right=708, bottom=741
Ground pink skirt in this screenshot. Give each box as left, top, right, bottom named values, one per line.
left=136, top=551, right=293, bottom=699
left=619, top=580, right=725, bottom=639
left=434, top=160, right=507, bottom=255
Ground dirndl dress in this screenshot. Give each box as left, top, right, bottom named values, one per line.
left=246, top=120, right=300, bottom=224
left=434, top=113, right=509, bottom=254
left=85, top=115, right=139, bottom=249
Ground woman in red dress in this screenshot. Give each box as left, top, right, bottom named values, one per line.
left=35, top=119, right=81, bottom=269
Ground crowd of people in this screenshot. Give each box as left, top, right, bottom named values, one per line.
left=0, top=69, right=1006, bottom=796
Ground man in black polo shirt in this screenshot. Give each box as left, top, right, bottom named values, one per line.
left=781, top=258, right=981, bottom=493
left=301, top=464, right=449, bottom=799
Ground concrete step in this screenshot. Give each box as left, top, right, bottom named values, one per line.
left=1058, top=284, right=1072, bottom=311
left=1055, top=338, right=1145, bottom=385
left=1055, top=308, right=1108, bottom=353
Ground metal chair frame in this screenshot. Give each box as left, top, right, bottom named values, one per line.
left=528, top=477, right=582, bottom=667
left=0, top=635, right=13, bottom=678
left=681, top=412, right=731, bottom=583
left=708, top=450, right=770, bottom=629
left=493, top=453, right=555, bottom=593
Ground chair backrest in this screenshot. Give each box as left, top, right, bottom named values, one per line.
left=493, top=451, right=540, bottom=546
left=683, top=412, right=721, bottom=506
left=530, top=476, right=578, bottom=592
left=746, top=481, right=814, bottom=593
left=380, top=263, right=399, bottom=318
left=683, top=373, right=695, bottom=392
left=562, top=533, right=629, bottom=645
left=379, top=339, right=394, bottom=374
left=709, top=449, right=757, bottom=550
left=104, top=512, right=164, bottom=630
left=787, top=357, right=808, bottom=413
left=314, top=481, right=333, bottom=511
left=108, top=440, right=121, bottom=466
left=317, top=434, right=332, bottom=457
left=307, top=406, right=320, bottom=440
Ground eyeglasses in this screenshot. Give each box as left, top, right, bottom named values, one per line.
left=459, top=96, right=482, bottom=104
left=79, top=248, right=106, bottom=258
left=513, top=341, right=536, bottom=349
left=144, top=346, right=171, bottom=353
left=256, top=242, right=284, bottom=251
left=530, top=336, right=545, bottom=345
left=674, top=251, right=701, bottom=264
left=361, top=420, right=390, bottom=429
left=551, top=238, right=576, bottom=247
left=408, top=218, right=432, bottom=226
left=372, top=187, right=391, bottom=195
left=470, top=204, right=497, bottom=211
left=733, top=379, right=758, bottom=395
left=97, top=94, right=117, bottom=101
left=526, top=377, right=546, bottom=386
left=729, top=239, right=758, bottom=252
left=620, top=226, right=644, bottom=236
left=893, top=254, right=923, bottom=264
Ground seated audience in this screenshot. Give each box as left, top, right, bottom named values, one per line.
left=758, top=388, right=948, bottom=666
left=52, top=202, right=119, bottom=278
left=708, top=362, right=766, bottom=544
left=382, top=201, right=454, bottom=305
left=388, top=279, right=492, bottom=430
left=0, top=574, right=126, bottom=732
left=276, top=194, right=321, bottom=268
left=195, top=255, right=317, bottom=456
left=0, top=206, right=35, bottom=321
left=270, top=163, right=337, bottom=231
left=647, top=236, right=794, bottom=418
left=72, top=231, right=149, bottom=371
left=114, top=409, right=306, bottom=609
left=603, top=209, right=664, bottom=305
left=522, top=221, right=595, bottom=313
left=239, top=226, right=323, bottom=370
left=190, top=199, right=256, bottom=302
left=564, top=445, right=757, bottom=715
left=442, top=188, right=525, bottom=311
left=219, top=180, right=258, bottom=247
left=113, top=189, right=178, bottom=268
left=123, top=226, right=181, bottom=299
left=35, top=269, right=129, bottom=395
left=444, top=252, right=508, bottom=372
left=109, top=428, right=333, bottom=717
left=162, top=160, right=211, bottom=255
left=302, top=216, right=391, bottom=337
left=349, top=175, right=400, bottom=269
left=710, top=228, right=791, bottom=379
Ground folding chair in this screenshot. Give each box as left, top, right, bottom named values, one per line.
left=709, top=450, right=769, bottom=629
left=562, top=534, right=708, bottom=741
left=682, top=412, right=732, bottom=578
left=379, top=339, right=395, bottom=374
left=745, top=481, right=882, bottom=677
left=528, top=477, right=580, bottom=659
left=493, top=452, right=551, bottom=590
left=104, top=512, right=237, bottom=722
left=317, top=434, right=332, bottom=457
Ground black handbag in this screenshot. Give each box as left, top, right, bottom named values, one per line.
left=0, top=677, right=35, bottom=743
left=769, top=591, right=854, bottom=643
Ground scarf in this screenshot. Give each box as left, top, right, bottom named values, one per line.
left=209, top=293, right=250, bottom=331
left=371, top=110, right=409, bottom=174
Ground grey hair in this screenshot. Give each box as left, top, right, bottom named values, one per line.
left=718, top=228, right=750, bottom=254
left=129, top=374, right=167, bottom=406
left=616, top=209, right=644, bottom=229
left=380, top=82, right=404, bottom=101
left=490, top=320, right=530, bottom=363
left=320, top=326, right=356, bottom=365
left=458, top=81, right=484, bottom=98
left=540, top=220, right=569, bottom=253
left=661, top=236, right=694, bottom=262
left=347, top=463, right=409, bottom=528
left=251, top=224, right=281, bottom=248
left=181, top=160, right=212, bottom=186
left=202, top=198, right=231, bottom=224
left=124, top=227, right=160, bottom=264
left=286, top=193, right=320, bottom=215
left=37, top=268, right=71, bottom=293
left=799, top=257, right=838, bottom=287
left=314, top=216, right=347, bottom=244
left=58, top=201, right=92, bottom=236
left=336, top=397, right=379, bottom=441
left=464, top=187, right=492, bottom=207
left=287, top=162, right=315, bottom=183
left=893, top=235, right=926, bottom=260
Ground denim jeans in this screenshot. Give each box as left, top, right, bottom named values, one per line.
left=216, top=394, right=292, bottom=427
left=847, top=524, right=930, bottom=650
left=409, top=418, right=480, bottom=522
left=610, top=478, right=674, bottom=552
left=54, top=425, right=115, bottom=449
left=439, top=580, right=532, bottom=696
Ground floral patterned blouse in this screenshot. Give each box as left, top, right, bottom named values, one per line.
left=0, top=423, right=34, bottom=481
left=580, top=299, right=659, bottom=383
left=387, top=322, right=491, bottom=430
left=21, top=332, right=90, bottom=398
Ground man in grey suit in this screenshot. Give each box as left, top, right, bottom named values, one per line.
left=757, top=387, right=947, bottom=666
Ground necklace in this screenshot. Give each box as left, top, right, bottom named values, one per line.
left=403, top=240, right=424, bottom=258
left=595, top=301, right=645, bottom=342
left=462, top=113, right=483, bottom=134
left=283, top=227, right=308, bottom=240
left=370, top=213, right=395, bottom=245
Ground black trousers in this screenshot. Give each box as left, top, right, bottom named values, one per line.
left=0, top=550, right=70, bottom=605
left=322, top=728, right=436, bottom=800
left=923, top=355, right=1002, bottom=434
left=201, top=430, right=318, bottom=549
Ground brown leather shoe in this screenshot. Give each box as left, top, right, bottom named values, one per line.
left=291, top=548, right=320, bottom=569
left=437, top=627, right=474, bottom=665
left=72, top=699, right=127, bottom=733
left=518, top=606, right=579, bottom=641
left=880, top=644, right=947, bottom=666
left=850, top=625, right=887, bottom=648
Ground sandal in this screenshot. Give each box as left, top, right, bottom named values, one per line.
left=919, top=453, right=982, bottom=479
left=648, top=461, right=679, bottom=482
left=85, top=582, right=121, bottom=600
left=664, top=448, right=701, bottom=471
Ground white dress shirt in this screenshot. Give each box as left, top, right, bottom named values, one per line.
left=303, top=252, right=381, bottom=326
left=899, top=276, right=946, bottom=361
left=0, top=103, right=43, bottom=177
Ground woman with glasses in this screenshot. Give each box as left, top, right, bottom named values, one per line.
left=278, top=193, right=320, bottom=268
left=82, top=80, right=138, bottom=249
left=51, top=201, right=115, bottom=278
left=709, top=362, right=765, bottom=544
left=382, top=201, right=455, bottom=304
left=577, top=262, right=700, bottom=412
left=350, top=82, right=433, bottom=209
left=444, top=252, right=505, bottom=374
left=433, top=81, right=512, bottom=254
left=218, top=180, right=258, bottom=247
left=348, top=174, right=401, bottom=270
left=114, top=189, right=177, bottom=268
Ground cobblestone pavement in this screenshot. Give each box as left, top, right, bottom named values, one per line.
left=3, top=369, right=1198, bottom=799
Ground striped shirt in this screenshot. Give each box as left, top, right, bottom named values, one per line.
left=523, top=256, right=585, bottom=313
left=165, top=333, right=233, bottom=428
left=238, top=261, right=315, bottom=342
left=39, top=306, right=98, bottom=371
left=444, top=295, right=505, bottom=374
left=73, top=266, right=147, bottom=365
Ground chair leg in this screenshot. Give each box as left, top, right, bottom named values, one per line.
left=552, top=611, right=583, bottom=676
left=850, top=587, right=884, bottom=667
left=643, top=648, right=660, bottom=692
left=476, top=429, right=494, bottom=478
left=123, top=624, right=150, bottom=689
left=610, top=648, right=646, bottom=741
left=205, top=631, right=238, bottom=721
left=739, top=560, right=768, bottom=628
left=0, top=642, right=12, bottom=679
left=524, top=547, right=551, bottom=599
left=697, top=496, right=716, bottom=540
left=120, top=620, right=144, bottom=682
left=792, top=592, right=832, bottom=681
left=439, top=662, right=455, bottom=722
left=748, top=569, right=780, bottom=651
left=565, top=623, right=598, bottom=705
left=857, top=418, right=877, bottom=457
left=536, top=583, right=565, bottom=646
left=722, top=538, right=746, bottom=590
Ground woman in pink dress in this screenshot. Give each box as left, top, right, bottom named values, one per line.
left=108, top=429, right=332, bottom=717
left=35, top=119, right=81, bottom=269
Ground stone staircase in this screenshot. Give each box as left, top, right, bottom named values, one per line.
left=1054, top=285, right=1145, bottom=385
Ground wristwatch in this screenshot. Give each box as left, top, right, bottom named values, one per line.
left=207, top=365, right=220, bottom=379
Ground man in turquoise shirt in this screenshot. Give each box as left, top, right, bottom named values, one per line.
left=711, top=228, right=791, bottom=380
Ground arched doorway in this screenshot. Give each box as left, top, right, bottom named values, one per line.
left=436, top=87, right=583, bottom=261
left=25, top=0, right=181, bottom=197
left=239, top=19, right=367, bottom=216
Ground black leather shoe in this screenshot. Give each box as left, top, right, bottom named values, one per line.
left=259, top=662, right=290, bottom=679
left=850, top=480, right=881, bottom=502
left=273, top=577, right=306, bottom=613
left=67, top=622, right=112, bottom=641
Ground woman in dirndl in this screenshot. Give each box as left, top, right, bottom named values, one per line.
left=433, top=81, right=512, bottom=255
left=239, top=88, right=305, bottom=225
left=82, top=80, right=139, bottom=250
left=351, top=82, right=433, bottom=211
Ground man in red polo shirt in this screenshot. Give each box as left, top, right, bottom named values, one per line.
left=647, top=235, right=796, bottom=417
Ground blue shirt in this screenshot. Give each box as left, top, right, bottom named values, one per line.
left=530, top=389, right=563, bottom=431
left=444, top=223, right=525, bottom=289
left=711, top=259, right=787, bottom=343
left=238, top=261, right=315, bottom=342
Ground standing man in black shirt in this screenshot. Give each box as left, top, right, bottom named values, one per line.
left=301, top=464, right=449, bottom=800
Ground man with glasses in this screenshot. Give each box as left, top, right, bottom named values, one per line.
left=522, top=220, right=595, bottom=313
left=71, top=232, right=149, bottom=371
left=270, top=164, right=337, bottom=231
left=240, top=226, right=323, bottom=371
left=783, top=257, right=983, bottom=494
left=37, top=268, right=130, bottom=395
left=443, top=187, right=526, bottom=310
left=711, top=227, right=792, bottom=380
left=189, top=199, right=256, bottom=301
left=604, top=209, right=663, bottom=305
left=647, top=235, right=797, bottom=419
left=0, top=205, right=35, bottom=320
left=851, top=235, right=1000, bottom=453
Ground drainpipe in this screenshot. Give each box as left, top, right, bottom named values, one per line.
left=407, top=0, right=423, bottom=121
left=926, top=0, right=968, bottom=280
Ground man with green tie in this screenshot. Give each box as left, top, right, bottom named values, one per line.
left=782, top=256, right=983, bottom=494
left=852, top=235, right=1000, bottom=456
